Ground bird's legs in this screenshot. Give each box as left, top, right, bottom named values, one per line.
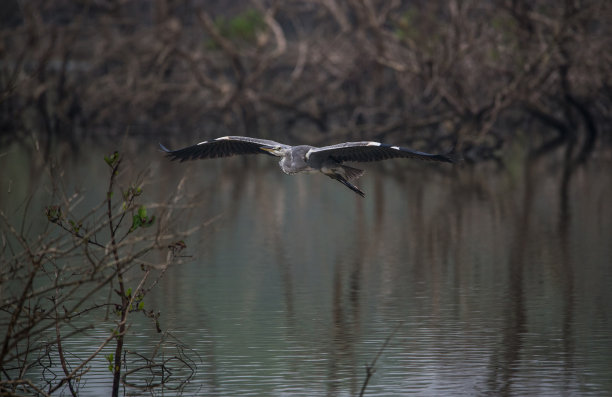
left=320, top=163, right=366, bottom=197
left=327, top=173, right=365, bottom=197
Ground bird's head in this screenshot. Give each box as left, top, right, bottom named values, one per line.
left=260, top=145, right=286, bottom=157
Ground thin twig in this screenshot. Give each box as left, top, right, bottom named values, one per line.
left=358, top=321, right=405, bottom=397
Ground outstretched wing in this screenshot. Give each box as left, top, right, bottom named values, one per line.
left=307, top=141, right=454, bottom=163
left=160, top=136, right=289, bottom=162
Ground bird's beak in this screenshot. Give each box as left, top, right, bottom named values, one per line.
left=260, top=146, right=277, bottom=155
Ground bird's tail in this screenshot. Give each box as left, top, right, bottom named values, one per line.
left=340, top=165, right=365, bottom=180
left=327, top=173, right=365, bottom=197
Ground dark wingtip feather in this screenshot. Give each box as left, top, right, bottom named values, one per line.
left=436, top=153, right=455, bottom=163
left=159, top=143, right=184, bottom=161
left=438, top=148, right=464, bottom=164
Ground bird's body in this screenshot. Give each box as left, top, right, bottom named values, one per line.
left=160, top=136, right=453, bottom=197
left=277, top=145, right=315, bottom=174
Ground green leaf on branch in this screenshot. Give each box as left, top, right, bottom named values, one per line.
left=104, top=151, right=119, bottom=168
left=123, top=185, right=143, bottom=201
left=45, top=205, right=63, bottom=223
left=132, top=186, right=143, bottom=197
left=138, top=206, right=147, bottom=219
left=130, top=214, right=142, bottom=231
left=105, top=353, right=114, bottom=372
left=129, top=205, right=155, bottom=232
left=68, top=219, right=82, bottom=234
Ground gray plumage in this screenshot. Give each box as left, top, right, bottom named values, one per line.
left=160, top=136, right=453, bottom=197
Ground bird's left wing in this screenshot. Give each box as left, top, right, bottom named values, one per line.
left=307, top=141, right=454, bottom=163
left=160, top=136, right=287, bottom=162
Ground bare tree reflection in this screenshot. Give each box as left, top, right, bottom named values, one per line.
left=558, top=144, right=576, bottom=390
left=485, top=157, right=533, bottom=395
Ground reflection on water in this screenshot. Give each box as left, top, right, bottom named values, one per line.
left=1, top=143, right=612, bottom=396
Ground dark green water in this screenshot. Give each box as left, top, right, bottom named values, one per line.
left=1, top=141, right=611, bottom=396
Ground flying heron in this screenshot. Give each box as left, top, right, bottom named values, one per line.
left=160, top=136, right=453, bottom=197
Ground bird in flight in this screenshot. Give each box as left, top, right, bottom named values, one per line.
left=160, top=136, right=453, bottom=197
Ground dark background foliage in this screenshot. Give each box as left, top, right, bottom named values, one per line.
left=1, top=0, right=611, bottom=162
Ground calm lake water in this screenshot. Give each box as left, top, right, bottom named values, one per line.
left=1, top=140, right=611, bottom=396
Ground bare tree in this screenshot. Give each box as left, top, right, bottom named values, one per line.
left=1, top=151, right=201, bottom=396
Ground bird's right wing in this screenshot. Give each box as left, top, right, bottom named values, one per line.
left=160, top=136, right=288, bottom=162
left=307, top=141, right=454, bottom=163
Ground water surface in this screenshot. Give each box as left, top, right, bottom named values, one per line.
left=1, top=142, right=611, bottom=396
